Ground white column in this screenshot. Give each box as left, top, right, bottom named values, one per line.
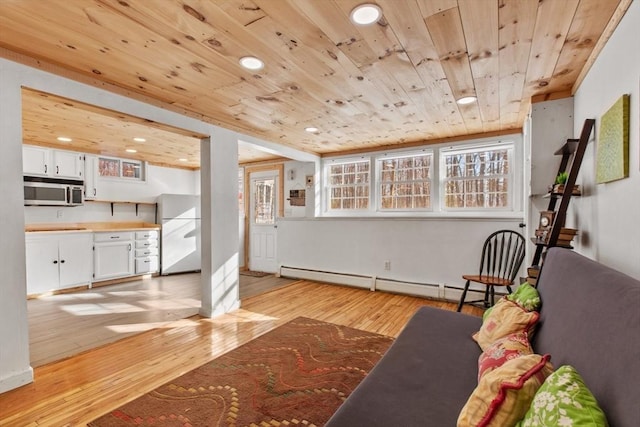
left=0, top=60, right=34, bottom=393
left=199, top=129, right=241, bottom=317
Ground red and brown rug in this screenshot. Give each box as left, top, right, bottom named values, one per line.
left=88, top=317, right=393, bottom=426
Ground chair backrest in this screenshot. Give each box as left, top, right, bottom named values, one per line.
left=477, top=230, right=526, bottom=283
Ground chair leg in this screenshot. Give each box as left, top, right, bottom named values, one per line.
left=483, top=286, right=490, bottom=307
left=507, top=285, right=513, bottom=294
left=457, top=280, right=471, bottom=312
left=490, top=286, right=495, bottom=307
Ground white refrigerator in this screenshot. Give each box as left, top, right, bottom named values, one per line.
left=157, top=194, right=201, bottom=275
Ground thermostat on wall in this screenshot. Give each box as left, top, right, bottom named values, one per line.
left=305, top=175, right=314, bottom=187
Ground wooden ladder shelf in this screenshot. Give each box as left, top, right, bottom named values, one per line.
left=530, top=118, right=595, bottom=273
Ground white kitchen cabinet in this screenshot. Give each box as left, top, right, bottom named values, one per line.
left=23, top=145, right=85, bottom=179
left=52, top=150, right=84, bottom=179
left=134, top=230, right=159, bottom=274
left=84, top=154, right=99, bottom=200
left=25, top=232, right=93, bottom=295
left=93, top=232, right=134, bottom=281
left=23, top=145, right=50, bottom=177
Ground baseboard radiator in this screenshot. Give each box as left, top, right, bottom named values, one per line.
left=279, top=266, right=501, bottom=302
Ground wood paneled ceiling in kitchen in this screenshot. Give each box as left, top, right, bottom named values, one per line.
left=0, top=0, right=631, bottom=167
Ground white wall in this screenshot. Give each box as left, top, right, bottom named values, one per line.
left=283, top=161, right=315, bottom=218
left=0, top=63, right=32, bottom=394
left=0, top=57, right=254, bottom=393
left=278, top=218, right=523, bottom=292
left=24, top=163, right=198, bottom=224
left=573, top=1, right=640, bottom=279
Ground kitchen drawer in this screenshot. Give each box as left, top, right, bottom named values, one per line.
left=135, top=230, right=159, bottom=240
left=135, top=247, right=159, bottom=257
left=94, top=231, right=133, bottom=242
left=135, top=239, right=158, bottom=249
left=135, top=256, right=159, bottom=274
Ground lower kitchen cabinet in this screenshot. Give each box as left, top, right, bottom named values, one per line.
left=93, top=232, right=134, bottom=281
left=25, top=232, right=93, bottom=294
left=134, top=230, right=159, bottom=274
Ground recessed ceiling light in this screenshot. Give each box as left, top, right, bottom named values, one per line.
left=239, top=56, right=264, bottom=70
left=133, top=137, right=146, bottom=142
left=57, top=136, right=72, bottom=142
left=179, top=158, right=188, bottom=162
left=126, top=149, right=137, bottom=153
left=305, top=126, right=319, bottom=133
left=350, top=3, right=382, bottom=25
left=456, top=96, right=477, bottom=105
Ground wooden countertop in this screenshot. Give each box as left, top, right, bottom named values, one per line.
left=25, top=222, right=160, bottom=233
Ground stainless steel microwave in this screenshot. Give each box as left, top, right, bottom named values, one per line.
left=24, top=176, right=84, bottom=206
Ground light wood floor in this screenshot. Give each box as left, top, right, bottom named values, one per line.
left=1, top=278, right=482, bottom=426
left=28, top=272, right=296, bottom=367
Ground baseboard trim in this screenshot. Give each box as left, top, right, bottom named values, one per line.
left=0, top=366, right=34, bottom=394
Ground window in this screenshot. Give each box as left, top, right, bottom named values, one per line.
left=321, top=137, right=520, bottom=216
left=378, top=152, right=432, bottom=210
left=98, top=156, right=145, bottom=181
left=441, top=145, right=512, bottom=209
left=254, top=177, right=275, bottom=224
left=326, top=160, right=370, bottom=211
left=238, top=168, right=245, bottom=216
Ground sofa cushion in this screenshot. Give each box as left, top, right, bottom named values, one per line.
left=458, top=354, right=554, bottom=427
left=533, top=248, right=640, bottom=427
left=473, top=299, right=539, bottom=351
left=516, top=365, right=608, bottom=427
left=325, top=306, right=482, bottom=427
left=507, top=282, right=541, bottom=312
left=478, top=332, right=533, bottom=380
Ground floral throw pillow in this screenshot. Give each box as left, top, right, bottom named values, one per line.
left=507, top=283, right=541, bottom=312
left=458, top=353, right=554, bottom=427
left=473, top=299, right=539, bottom=351
left=478, top=332, right=533, bottom=380
left=516, top=365, right=608, bottom=427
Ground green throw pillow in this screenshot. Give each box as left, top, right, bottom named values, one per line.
left=516, top=365, right=608, bottom=427
left=507, top=282, right=541, bottom=312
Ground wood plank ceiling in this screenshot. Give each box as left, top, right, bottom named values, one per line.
left=0, top=0, right=629, bottom=169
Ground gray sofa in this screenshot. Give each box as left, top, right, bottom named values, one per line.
left=326, top=248, right=640, bottom=426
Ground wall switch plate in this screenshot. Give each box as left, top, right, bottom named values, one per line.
left=384, top=260, right=391, bottom=270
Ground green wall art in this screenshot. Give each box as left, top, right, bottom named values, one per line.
left=596, top=94, right=630, bottom=183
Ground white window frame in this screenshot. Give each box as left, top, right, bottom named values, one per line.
left=320, top=135, right=523, bottom=218
left=439, top=141, right=515, bottom=212
left=323, top=157, right=371, bottom=215
left=375, top=149, right=434, bottom=212
left=98, top=155, right=146, bottom=182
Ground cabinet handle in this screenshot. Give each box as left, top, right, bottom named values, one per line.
left=56, top=165, right=59, bottom=174
left=44, top=164, right=47, bottom=174
left=93, top=188, right=96, bottom=196
left=144, top=260, right=150, bottom=263
left=128, top=244, right=132, bottom=251
left=60, top=260, right=65, bottom=264
left=53, top=260, right=58, bottom=264
left=110, top=236, right=120, bottom=239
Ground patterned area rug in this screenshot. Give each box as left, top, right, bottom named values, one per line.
left=88, top=317, right=393, bottom=426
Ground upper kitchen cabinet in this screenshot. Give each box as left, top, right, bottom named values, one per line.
left=22, top=145, right=50, bottom=177
left=22, top=145, right=84, bottom=179
left=84, top=154, right=99, bottom=200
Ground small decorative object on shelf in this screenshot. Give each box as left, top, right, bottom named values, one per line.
left=549, top=172, right=581, bottom=195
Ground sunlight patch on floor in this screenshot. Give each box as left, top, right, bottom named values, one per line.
left=139, top=298, right=200, bottom=309
left=106, top=317, right=200, bottom=333
left=61, top=303, right=146, bottom=315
